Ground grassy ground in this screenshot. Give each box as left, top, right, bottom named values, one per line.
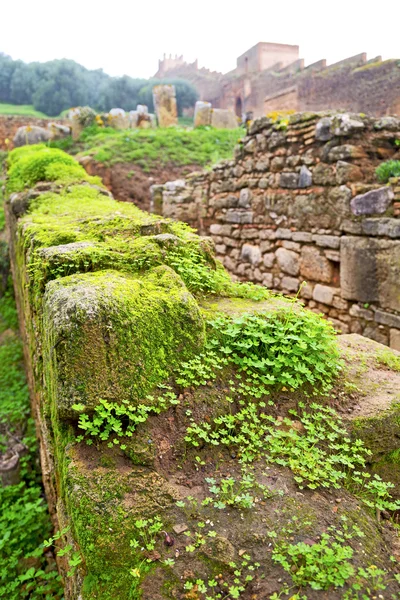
left=0, top=103, right=50, bottom=118
left=59, top=125, right=244, bottom=170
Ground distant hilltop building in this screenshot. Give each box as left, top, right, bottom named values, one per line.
left=154, top=43, right=400, bottom=117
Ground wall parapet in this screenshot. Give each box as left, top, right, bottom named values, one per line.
left=156, top=111, right=400, bottom=349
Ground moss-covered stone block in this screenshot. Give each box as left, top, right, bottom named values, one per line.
left=43, top=266, right=205, bottom=419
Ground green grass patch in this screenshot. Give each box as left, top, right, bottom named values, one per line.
left=0, top=103, right=50, bottom=118
left=68, top=125, right=244, bottom=169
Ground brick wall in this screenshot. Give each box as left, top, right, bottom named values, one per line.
left=154, top=111, right=400, bottom=350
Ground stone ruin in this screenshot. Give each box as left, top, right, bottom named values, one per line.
left=152, top=84, right=178, bottom=127
left=194, top=100, right=238, bottom=129
left=13, top=122, right=71, bottom=147
left=154, top=111, right=400, bottom=351
left=4, top=142, right=400, bottom=599
left=68, top=105, right=157, bottom=139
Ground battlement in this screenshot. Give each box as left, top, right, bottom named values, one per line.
left=154, top=54, right=198, bottom=78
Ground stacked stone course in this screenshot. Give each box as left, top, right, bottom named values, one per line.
left=155, top=112, right=400, bottom=349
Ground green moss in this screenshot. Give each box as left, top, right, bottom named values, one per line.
left=43, top=161, right=102, bottom=186
left=6, top=146, right=79, bottom=193
left=351, top=403, right=400, bottom=460
left=43, top=267, right=205, bottom=418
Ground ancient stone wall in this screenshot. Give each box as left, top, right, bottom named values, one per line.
left=0, top=115, right=67, bottom=150
left=155, top=112, right=400, bottom=349
left=6, top=144, right=400, bottom=600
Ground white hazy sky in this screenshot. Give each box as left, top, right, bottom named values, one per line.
left=2, top=0, right=400, bottom=79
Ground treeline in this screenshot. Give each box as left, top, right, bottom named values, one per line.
left=0, top=53, right=199, bottom=117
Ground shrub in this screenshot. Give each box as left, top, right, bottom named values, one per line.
left=6, top=146, right=78, bottom=193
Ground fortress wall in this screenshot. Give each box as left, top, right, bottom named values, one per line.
left=156, top=111, right=400, bottom=349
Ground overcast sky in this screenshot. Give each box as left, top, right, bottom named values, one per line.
left=2, top=0, right=400, bottom=79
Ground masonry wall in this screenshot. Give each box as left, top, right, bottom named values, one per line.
left=0, top=115, right=66, bottom=150
left=155, top=112, right=400, bottom=349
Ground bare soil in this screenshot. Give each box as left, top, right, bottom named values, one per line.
left=81, top=159, right=202, bottom=212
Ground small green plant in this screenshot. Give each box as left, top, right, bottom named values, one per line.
left=182, top=554, right=260, bottom=599
left=130, top=516, right=164, bottom=552
left=376, top=159, right=400, bottom=183
left=348, top=472, right=400, bottom=516
left=165, top=246, right=269, bottom=299
left=343, top=565, right=390, bottom=599
left=376, top=349, right=400, bottom=372
left=203, top=470, right=275, bottom=510
left=272, top=533, right=355, bottom=590
left=73, top=390, right=179, bottom=446
left=42, top=526, right=82, bottom=577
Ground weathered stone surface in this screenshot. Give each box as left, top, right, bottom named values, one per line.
left=315, top=117, right=333, bottom=141
left=209, top=224, right=232, bottom=236
left=211, top=109, right=237, bottom=129
left=341, top=236, right=400, bottom=311
left=194, top=101, right=212, bottom=127
left=275, top=247, right=299, bottom=276
left=351, top=187, right=394, bottom=216
left=313, top=235, right=340, bottom=249
left=336, top=161, right=363, bottom=185
left=240, top=244, right=261, bottom=265
left=275, top=228, right=292, bottom=240
left=327, top=145, right=366, bottom=162
left=349, top=305, right=374, bottom=320
left=280, top=172, right=299, bottom=189
left=47, top=122, right=71, bottom=139
left=390, top=329, right=400, bottom=351
left=44, top=268, right=204, bottom=419
left=271, top=157, right=285, bottom=172
left=263, top=252, right=275, bottom=268
left=328, top=318, right=349, bottom=334
left=312, top=163, right=336, bottom=185
left=153, top=84, right=178, bottom=127
left=239, top=188, right=252, bottom=208
left=374, top=116, right=400, bottom=131
left=300, top=246, right=333, bottom=283
left=341, top=237, right=379, bottom=303
left=330, top=113, right=364, bottom=136
left=298, top=165, right=312, bottom=188
left=312, top=284, right=336, bottom=305
left=68, top=106, right=96, bottom=139
left=325, top=250, right=340, bottom=262
left=375, top=310, right=400, bottom=329
left=13, top=125, right=51, bottom=147
left=108, top=108, right=129, bottom=130
left=363, top=325, right=389, bottom=346
left=224, top=210, right=253, bottom=224
left=281, top=276, right=299, bottom=291
left=255, top=159, right=269, bottom=171
left=362, top=218, right=400, bottom=238
left=244, top=138, right=257, bottom=153
left=292, top=231, right=313, bottom=243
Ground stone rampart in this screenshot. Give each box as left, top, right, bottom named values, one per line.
left=155, top=112, right=400, bottom=349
